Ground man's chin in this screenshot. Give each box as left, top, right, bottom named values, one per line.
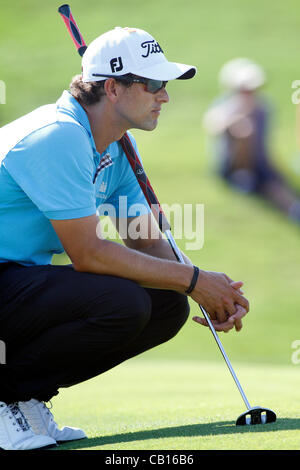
left=130, top=118, right=158, bottom=132
left=142, top=120, right=158, bottom=131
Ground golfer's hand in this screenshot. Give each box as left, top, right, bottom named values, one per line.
left=189, top=270, right=249, bottom=328
left=192, top=304, right=248, bottom=333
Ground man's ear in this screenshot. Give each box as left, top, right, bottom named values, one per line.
left=104, top=78, right=123, bottom=103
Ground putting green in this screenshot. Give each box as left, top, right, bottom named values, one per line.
left=51, top=359, right=300, bottom=450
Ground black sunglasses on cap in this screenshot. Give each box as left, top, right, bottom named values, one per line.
left=92, top=73, right=168, bottom=94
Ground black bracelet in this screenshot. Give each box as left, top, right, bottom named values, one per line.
left=185, top=266, right=199, bottom=294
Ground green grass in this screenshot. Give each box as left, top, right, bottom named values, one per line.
left=1, top=0, right=300, bottom=451
left=51, top=359, right=300, bottom=450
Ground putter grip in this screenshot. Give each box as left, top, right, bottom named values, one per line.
left=58, top=4, right=87, bottom=56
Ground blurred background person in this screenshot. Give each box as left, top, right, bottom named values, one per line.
left=203, top=58, right=300, bottom=224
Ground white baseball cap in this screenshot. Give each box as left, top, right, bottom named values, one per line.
left=82, top=27, right=196, bottom=82
left=219, top=58, right=266, bottom=91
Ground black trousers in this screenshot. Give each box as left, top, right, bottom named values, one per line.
left=0, top=263, right=189, bottom=403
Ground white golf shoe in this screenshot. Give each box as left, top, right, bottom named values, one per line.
left=0, top=401, right=57, bottom=450
left=19, top=399, right=87, bottom=443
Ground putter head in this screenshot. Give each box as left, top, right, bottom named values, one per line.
left=236, top=406, right=277, bottom=426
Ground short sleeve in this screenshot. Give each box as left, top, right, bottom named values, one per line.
left=4, top=122, right=97, bottom=220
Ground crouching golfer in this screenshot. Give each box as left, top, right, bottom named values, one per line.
left=0, top=27, right=249, bottom=450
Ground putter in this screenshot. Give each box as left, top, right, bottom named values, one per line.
left=120, top=136, right=277, bottom=427
left=58, top=4, right=277, bottom=426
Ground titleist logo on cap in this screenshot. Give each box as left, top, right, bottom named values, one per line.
left=141, top=40, right=163, bottom=58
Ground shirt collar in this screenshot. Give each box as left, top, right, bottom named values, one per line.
left=56, top=90, right=99, bottom=156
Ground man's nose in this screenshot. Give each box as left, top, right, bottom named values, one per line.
left=156, top=87, right=169, bottom=103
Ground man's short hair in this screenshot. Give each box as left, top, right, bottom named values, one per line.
left=69, top=74, right=133, bottom=106
left=69, top=74, right=106, bottom=106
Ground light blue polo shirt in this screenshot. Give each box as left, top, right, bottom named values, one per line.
left=0, top=91, right=150, bottom=266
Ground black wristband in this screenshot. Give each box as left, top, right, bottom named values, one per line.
left=185, top=266, right=199, bottom=294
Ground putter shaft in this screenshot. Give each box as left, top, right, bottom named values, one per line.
left=198, top=305, right=251, bottom=410
left=164, top=229, right=251, bottom=411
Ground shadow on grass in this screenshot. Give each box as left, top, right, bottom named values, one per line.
left=54, top=418, right=300, bottom=450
